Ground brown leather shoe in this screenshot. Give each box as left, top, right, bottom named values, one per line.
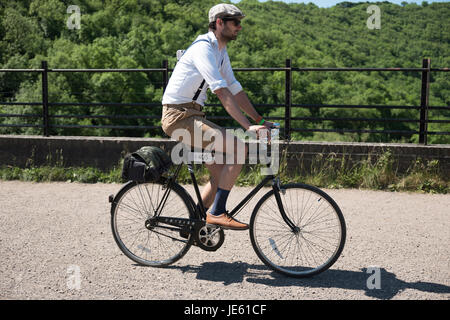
left=206, top=213, right=249, bottom=230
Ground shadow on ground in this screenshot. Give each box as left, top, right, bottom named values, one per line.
left=170, top=261, right=450, bottom=300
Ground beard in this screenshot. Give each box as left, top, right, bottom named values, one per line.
left=221, top=27, right=238, bottom=41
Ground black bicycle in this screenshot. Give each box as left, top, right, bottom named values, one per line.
left=109, top=146, right=346, bottom=278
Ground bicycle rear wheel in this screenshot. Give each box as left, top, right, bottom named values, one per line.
left=249, top=183, right=346, bottom=278
left=111, top=179, right=194, bottom=267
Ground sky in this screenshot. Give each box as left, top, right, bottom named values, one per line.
left=232, top=0, right=449, bottom=7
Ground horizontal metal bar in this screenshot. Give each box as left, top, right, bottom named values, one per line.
left=0, top=113, right=41, bottom=118
left=430, top=68, right=450, bottom=72
left=428, top=106, right=450, bottom=111
left=3, top=101, right=444, bottom=111
left=0, top=69, right=44, bottom=72
left=49, top=114, right=160, bottom=119
left=205, top=103, right=286, bottom=108
left=253, top=104, right=286, bottom=108
left=50, top=124, right=160, bottom=130
left=207, top=116, right=285, bottom=121
left=48, top=102, right=161, bottom=107
left=1, top=67, right=447, bottom=73
left=291, top=128, right=419, bottom=134
left=0, top=102, right=42, bottom=106
left=0, top=124, right=43, bottom=128
left=234, top=67, right=288, bottom=72
left=292, top=67, right=428, bottom=72
left=292, top=104, right=421, bottom=110
left=291, top=117, right=421, bottom=122
left=2, top=114, right=445, bottom=124
left=207, top=103, right=449, bottom=110
left=48, top=68, right=165, bottom=73
left=2, top=102, right=441, bottom=111
left=1, top=123, right=447, bottom=135
left=428, top=119, right=450, bottom=123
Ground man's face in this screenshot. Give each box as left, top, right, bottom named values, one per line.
left=219, top=17, right=242, bottom=41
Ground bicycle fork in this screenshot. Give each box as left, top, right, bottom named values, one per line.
left=272, top=178, right=300, bottom=234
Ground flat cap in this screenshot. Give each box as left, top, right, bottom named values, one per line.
left=208, top=3, right=245, bottom=23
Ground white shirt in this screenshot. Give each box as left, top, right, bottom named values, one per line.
left=161, top=31, right=243, bottom=106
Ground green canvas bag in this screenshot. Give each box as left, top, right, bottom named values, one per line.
left=122, top=146, right=172, bottom=182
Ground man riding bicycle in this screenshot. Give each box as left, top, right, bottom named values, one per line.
left=161, top=4, right=272, bottom=230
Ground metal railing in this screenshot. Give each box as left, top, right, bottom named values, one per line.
left=0, top=58, right=449, bottom=144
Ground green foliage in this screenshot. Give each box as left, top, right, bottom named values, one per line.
left=0, top=0, right=449, bottom=143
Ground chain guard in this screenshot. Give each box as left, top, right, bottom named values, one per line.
left=150, top=216, right=225, bottom=252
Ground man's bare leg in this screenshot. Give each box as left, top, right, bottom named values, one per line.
left=204, top=129, right=249, bottom=230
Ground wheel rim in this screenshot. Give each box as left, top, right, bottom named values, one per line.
left=252, top=186, right=344, bottom=276
left=112, top=182, right=191, bottom=266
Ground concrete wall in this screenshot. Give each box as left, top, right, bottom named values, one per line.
left=0, top=135, right=449, bottom=175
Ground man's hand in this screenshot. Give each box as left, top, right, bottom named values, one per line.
left=248, top=125, right=267, bottom=134
left=248, top=125, right=271, bottom=141
left=262, top=120, right=275, bottom=128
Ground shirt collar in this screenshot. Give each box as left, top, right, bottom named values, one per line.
left=207, top=31, right=225, bottom=51
left=207, top=31, right=218, bottom=46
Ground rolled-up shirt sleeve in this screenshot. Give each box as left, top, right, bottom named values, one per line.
left=221, top=52, right=243, bottom=95
left=191, top=42, right=228, bottom=93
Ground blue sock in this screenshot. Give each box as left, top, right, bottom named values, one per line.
left=210, top=188, right=230, bottom=216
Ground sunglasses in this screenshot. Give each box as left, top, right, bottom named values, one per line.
left=222, top=17, right=241, bottom=27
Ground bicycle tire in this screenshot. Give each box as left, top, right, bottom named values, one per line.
left=249, top=183, right=346, bottom=278
left=111, top=179, right=195, bottom=267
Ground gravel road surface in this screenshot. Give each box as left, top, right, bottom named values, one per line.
left=1, top=181, right=449, bottom=300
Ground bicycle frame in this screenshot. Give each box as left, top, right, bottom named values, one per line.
left=161, top=161, right=299, bottom=233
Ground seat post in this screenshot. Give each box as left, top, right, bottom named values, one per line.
left=187, top=163, right=207, bottom=219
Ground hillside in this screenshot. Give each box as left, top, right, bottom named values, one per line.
left=0, top=0, right=448, bottom=143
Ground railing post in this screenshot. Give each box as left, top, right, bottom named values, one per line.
left=419, top=58, right=430, bottom=145
left=162, top=60, right=169, bottom=93
left=41, top=60, right=49, bottom=137
left=285, top=58, right=292, bottom=141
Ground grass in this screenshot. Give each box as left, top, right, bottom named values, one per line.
left=295, top=151, right=449, bottom=194
left=0, top=150, right=447, bottom=194
left=0, top=165, right=122, bottom=184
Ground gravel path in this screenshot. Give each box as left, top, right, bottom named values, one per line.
left=1, top=181, right=449, bottom=300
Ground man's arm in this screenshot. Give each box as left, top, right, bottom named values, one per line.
left=215, top=88, right=252, bottom=130
left=215, top=87, right=269, bottom=141
left=233, top=91, right=263, bottom=124
left=234, top=91, right=273, bottom=127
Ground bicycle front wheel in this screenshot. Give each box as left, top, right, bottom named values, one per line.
left=111, top=180, right=194, bottom=267
left=249, top=183, right=346, bottom=278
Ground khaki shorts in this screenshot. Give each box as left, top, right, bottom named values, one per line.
left=161, top=102, right=224, bottom=151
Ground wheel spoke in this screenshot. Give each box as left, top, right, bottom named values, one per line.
left=112, top=181, right=192, bottom=267
left=250, top=184, right=345, bottom=277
